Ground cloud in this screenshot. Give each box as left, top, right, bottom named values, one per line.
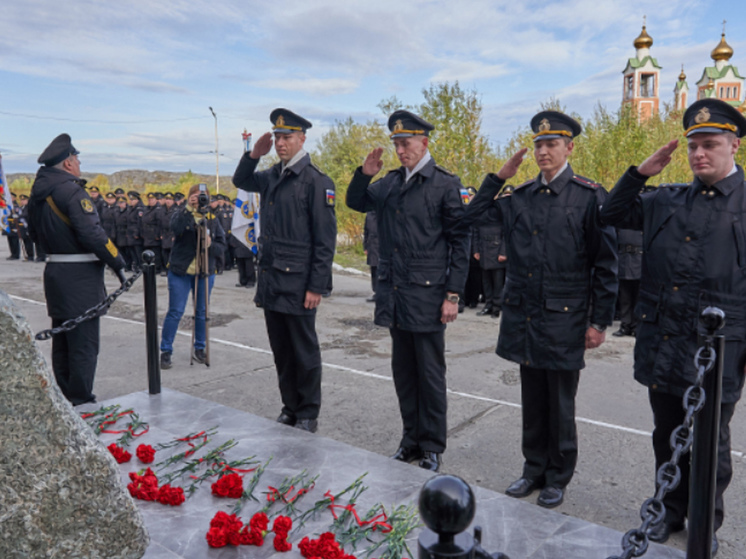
left=246, top=77, right=360, bottom=96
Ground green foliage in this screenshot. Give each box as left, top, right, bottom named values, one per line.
left=88, top=174, right=110, bottom=191
left=9, top=177, right=32, bottom=195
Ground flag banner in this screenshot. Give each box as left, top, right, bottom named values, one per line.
left=231, top=191, right=260, bottom=254
left=0, top=154, right=14, bottom=234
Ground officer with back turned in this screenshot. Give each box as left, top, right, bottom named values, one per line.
left=600, top=99, right=746, bottom=554
left=27, top=133, right=126, bottom=405
left=232, top=108, right=337, bottom=433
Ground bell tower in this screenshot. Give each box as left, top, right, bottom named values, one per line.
left=621, top=18, right=661, bottom=121
left=695, top=22, right=743, bottom=106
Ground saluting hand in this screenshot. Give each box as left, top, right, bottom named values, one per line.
left=496, top=147, right=528, bottom=180
left=362, top=148, right=384, bottom=177
left=637, top=139, right=679, bottom=178
left=250, top=132, right=273, bottom=159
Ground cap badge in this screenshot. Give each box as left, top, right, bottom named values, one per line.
left=276, top=115, right=286, bottom=127
left=538, top=119, right=551, bottom=132
left=694, top=107, right=711, bottom=124
left=393, top=119, right=404, bottom=133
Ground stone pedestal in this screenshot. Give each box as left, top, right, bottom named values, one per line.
left=0, top=290, right=149, bottom=559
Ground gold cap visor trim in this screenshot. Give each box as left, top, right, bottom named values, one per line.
left=389, top=128, right=425, bottom=138
left=532, top=130, right=573, bottom=140
left=685, top=122, right=738, bottom=135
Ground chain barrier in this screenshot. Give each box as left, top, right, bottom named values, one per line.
left=607, top=341, right=717, bottom=559
left=34, top=270, right=143, bottom=341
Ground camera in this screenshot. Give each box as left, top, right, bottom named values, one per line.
left=197, top=183, right=210, bottom=213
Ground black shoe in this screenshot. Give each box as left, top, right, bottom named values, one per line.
left=537, top=486, right=564, bottom=508
left=160, top=352, right=172, bottom=370
left=647, top=521, right=685, bottom=544
left=295, top=418, right=318, bottom=433
left=6, top=256, right=19, bottom=260
left=366, top=294, right=376, bottom=303
left=235, top=283, right=245, bottom=287
left=491, top=309, right=501, bottom=318
left=505, top=477, right=541, bottom=498
left=419, top=452, right=441, bottom=472
left=477, top=306, right=493, bottom=316
left=276, top=412, right=296, bottom=426
left=391, top=446, right=424, bottom=463
left=468, top=301, right=478, bottom=309
left=246, top=282, right=255, bottom=288
left=192, top=348, right=207, bottom=364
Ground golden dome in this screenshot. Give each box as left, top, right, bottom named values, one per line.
left=711, top=33, right=733, bottom=61
left=634, top=26, right=653, bottom=49
left=678, top=65, right=686, bottom=81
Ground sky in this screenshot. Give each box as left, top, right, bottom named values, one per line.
left=1, top=0, right=745, bottom=177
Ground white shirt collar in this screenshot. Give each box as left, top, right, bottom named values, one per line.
left=727, top=163, right=737, bottom=178
left=281, top=149, right=307, bottom=173
left=405, top=151, right=432, bottom=183
left=541, top=161, right=569, bottom=185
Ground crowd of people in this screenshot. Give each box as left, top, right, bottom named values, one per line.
left=11, top=96, right=746, bottom=555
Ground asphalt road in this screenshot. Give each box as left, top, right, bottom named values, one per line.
left=2, top=242, right=744, bottom=558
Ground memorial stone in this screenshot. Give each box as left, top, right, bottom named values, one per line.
left=0, top=289, right=149, bottom=559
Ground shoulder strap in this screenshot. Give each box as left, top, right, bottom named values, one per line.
left=45, top=196, right=72, bottom=227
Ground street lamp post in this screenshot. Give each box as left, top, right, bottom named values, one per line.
left=209, top=107, right=219, bottom=193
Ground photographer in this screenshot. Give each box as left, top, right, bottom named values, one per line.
left=159, top=184, right=226, bottom=369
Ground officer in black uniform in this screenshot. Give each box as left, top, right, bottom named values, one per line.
left=126, top=190, right=144, bottom=271
left=363, top=211, right=379, bottom=302
left=27, top=133, right=126, bottom=405
left=3, top=193, right=20, bottom=260
left=89, top=186, right=106, bottom=215
left=100, top=192, right=118, bottom=241
left=232, top=108, right=337, bottom=433
left=613, top=227, right=643, bottom=336
left=114, top=196, right=130, bottom=269
left=600, top=99, right=746, bottom=553
left=159, top=192, right=176, bottom=275
left=463, top=111, right=618, bottom=506
left=17, top=194, right=35, bottom=261
left=141, top=192, right=163, bottom=273
left=475, top=185, right=512, bottom=318
left=347, top=110, right=470, bottom=472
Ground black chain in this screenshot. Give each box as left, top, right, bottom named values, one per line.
left=607, top=342, right=716, bottom=559
left=34, top=270, right=143, bottom=341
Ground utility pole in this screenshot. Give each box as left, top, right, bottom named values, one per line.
left=209, top=107, right=219, bottom=193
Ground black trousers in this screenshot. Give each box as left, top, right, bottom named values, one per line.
left=51, top=317, right=100, bottom=405
left=161, top=247, right=171, bottom=271
left=618, top=279, right=640, bottom=332
left=264, top=309, right=322, bottom=420
left=125, top=245, right=142, bottom=270
left=370, top=265, right=378, bottom=293
left=519, top=365, right=580, bottom=488
left=6, top=235, right=20, bottom=258
left=649, top=390, right=736, bottom=530
left=236, top=256, right=256, bottom=286
left=22, top=236, right=35, bottom=260
left=35, top=242, right=47, bottom=262
left=481, top=267, right=506, bottom=310
left=390, top=327, right=447, bottom=453
left=464, top=260, right=482, bottom=305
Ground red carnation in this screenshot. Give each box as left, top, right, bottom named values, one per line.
left=107, top=443, right=132, bottom=463
left=249, top=511, right=269, bottom=533
left=272, top=515, right=292, bottom=536
left=136, top=444, right=156, bottom=463
left=274, top=536, right=292, bottom=552
left=127, top=468, right=159, bottom=501
left=211, top=472, right=244, bottom=498
left=157, top=484, right=185, bottom=506
left=206, top=527, right=228, bottom=548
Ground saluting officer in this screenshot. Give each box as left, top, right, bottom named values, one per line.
left=463, top=111, right=618, bottom=506
left=600, top=99, right=746, bottom=552
left=346, top=110, right=470, bottom=472
left=232, top=108, right=337, bottom=433
left=27, top=134, right=126, bottom=405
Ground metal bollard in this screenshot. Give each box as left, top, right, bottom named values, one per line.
left=687, top=307, right=725, bottom=559
left=418, top=475, right=509, bottom=559
left=141, top=250, right=161, bottom=395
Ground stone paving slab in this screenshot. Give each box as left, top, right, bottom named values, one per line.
left=85, top=389, right=684, bottom=559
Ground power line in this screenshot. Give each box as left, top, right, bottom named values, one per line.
left=0, top=110, right=209, bottom=124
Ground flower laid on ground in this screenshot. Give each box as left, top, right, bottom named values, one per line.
left=211, top=472, right=244, bottom=498
left=107, top=443, right=132, bottom=463
left=127, top=467, right=184, bottom=506
left=206, top=511, right=273, bottom=548
left=272, top=515, right=293, bottom=552
left=136, top=444, right=156, bottom=464
left=298, top=532, right=355, bottom=559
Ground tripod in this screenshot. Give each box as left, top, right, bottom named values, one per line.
left=190, top=215, right=211, bottom=367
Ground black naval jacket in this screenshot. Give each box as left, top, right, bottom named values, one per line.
left=114, top=206, right=130, bottom=247
left=601, top=165, right=746, bottom=403
left=616, top=228, right=643, bottom=281
left=168, top=205, right=226, bottom=277
left=346, top=159, right=470, bottom=333
left=126, top=202, right=144, bottom=245
left=465, top=166, right=618, bottom=370
left=232, top=152, right=337, bottom=315
left=159, top=205, right=176, bottom=249
left=140, top=205, right=163, bottom=247
left=475, top=206, right=506, bottom=270
left=28, top=166, right=125, bottom=319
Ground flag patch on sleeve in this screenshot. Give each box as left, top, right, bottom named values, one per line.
left=325, top=189, right=335, bottom=207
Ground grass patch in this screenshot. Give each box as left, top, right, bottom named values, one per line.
left=334, top=244, right=368, bottom=273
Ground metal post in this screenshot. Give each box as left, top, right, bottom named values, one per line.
left=687, top=307, right=724, bottom=559
left=142, top=250, right=161, bottom=395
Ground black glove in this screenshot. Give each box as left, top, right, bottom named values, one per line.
left=116, top=268, right=127, bottom=286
